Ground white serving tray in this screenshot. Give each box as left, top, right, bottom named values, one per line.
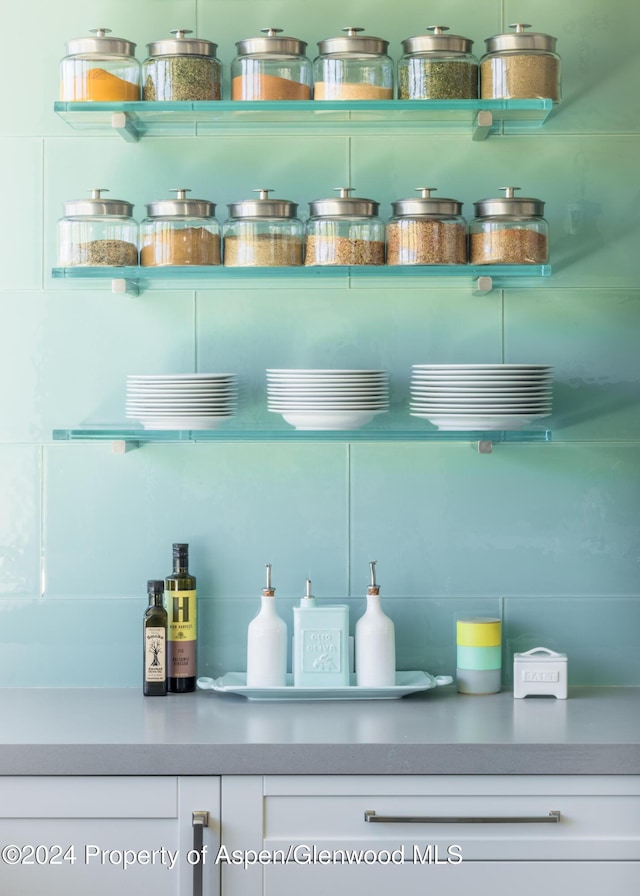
left=196, top=671, right=453, bottom=701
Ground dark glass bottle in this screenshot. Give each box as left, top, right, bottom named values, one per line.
left=143, top=579, right=167, bottom=696
left=164, top=543, right=197, bottom=693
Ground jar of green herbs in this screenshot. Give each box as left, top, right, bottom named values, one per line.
left=398, top=25, right=478, bottom=99
left=143, top=29, right=221, bottom=101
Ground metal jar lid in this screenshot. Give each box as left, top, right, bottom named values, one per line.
left=401, top=26, right=474, bottom=56
left=235, top=28, right=308, bottom=57
left=65, top=28, right=137, bottom=58
left=317, top=27, right=389, bottom=57
left=473, top=187, right=545, bottom=218
left=145, top=189, right=216, bottom=218
left=227, top=189, right=299, bottom=219
left=146, top=29, right=218, bottom=58
left=63, top=189, right=134, bottom=217
left=308, top=187, right=380, bottom=218
left=484, top=23, right=557, bottom=54
left=391, top=188, right=463, bottom=217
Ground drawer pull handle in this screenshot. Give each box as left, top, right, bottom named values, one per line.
left=364, top=809, right=560, bottom=824
left=192, top=810, right=209, bottom=896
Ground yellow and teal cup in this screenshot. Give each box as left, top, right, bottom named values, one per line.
left=456, top=617, right=502, bottom=695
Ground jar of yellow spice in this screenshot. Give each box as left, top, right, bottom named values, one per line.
left=60, top=28, right=140, bottom=101
left=313, top=27, right=394, bottom=100
left=140, top=190, right=221, bottom=267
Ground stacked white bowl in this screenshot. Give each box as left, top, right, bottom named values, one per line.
left=126, top=373, right=238, bottom=430
left=410, top=364, right=553, bottom=431
left=267, top=369, right=390, bottom=430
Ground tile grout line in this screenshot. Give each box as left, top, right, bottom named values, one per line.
left=346, top=443, right=352, bottom=597
left=39, top=444, right=46, bottom=598
left=40, top=137, right=45, bottom=292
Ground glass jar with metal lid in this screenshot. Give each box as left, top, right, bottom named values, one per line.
left=57, top=189, right=138, bottom=267
left=60, top=28, right=140, bottom=101
left=231, top=28, right=312, bottom=100
left=223, top=189, right=304, bottom=266
left=313, top=27, right=394, bottom=100
left=480, top=24, right=560, bottom=102
left=469, top=187, right=549, bottom=265
left=398, top=26, right=478, bottom=100
left=387, top=188, right=467, bottom=265
left=140, top=189, right=220, bottom=267
left=305, top=188, right=385, bottom=266
left=142, top=30, right=221, bottom=101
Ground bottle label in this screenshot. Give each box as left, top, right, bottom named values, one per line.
left=165, top=589, right=197, bottom=678
left=302, top=629, right=342, bottom=673
left=144, top=627, right=166, bottom=682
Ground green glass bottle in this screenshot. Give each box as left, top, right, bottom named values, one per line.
left=143, top=579, right=167, bottom=696
left=164, top=543, right=197, bottom=693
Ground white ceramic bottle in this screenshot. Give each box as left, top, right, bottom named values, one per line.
left=355, top=561, right=396, bottom=687
left=246, top=563, right=287, bottom=687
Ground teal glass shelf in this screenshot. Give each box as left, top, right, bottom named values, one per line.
left=53, top=426, right=552, bottom=446
left=54, top=98, right=553, bottom=140
left=51, top=264, right=551, bottom=295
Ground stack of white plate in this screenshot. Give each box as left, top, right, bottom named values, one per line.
left=267, top=369, right=390, bottom=430
left=126, top=374, right=238, bottom=430
left=410, top=364, right=553, bottom=431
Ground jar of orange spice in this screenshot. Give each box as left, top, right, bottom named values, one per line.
left=231, top=28, right=312, bottom=100
left=60, top=28, right=140, bottom=101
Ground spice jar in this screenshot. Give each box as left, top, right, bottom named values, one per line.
left=142, top=30, right=221, bottom=101
left=140, top=190, right=221, bottom=267
left=57, top=189, right=138, bottom=267
left=231, top=28, right=312, bottom=100
left=60, top=28, right=140, bottom=101
left=480, top=24, right=561, bottom=102
left=469, top=187, right=549, bottom=265
left=398, top=26, right=478, bottom=99
left=387, top=188, right=467, bottom=265
left=223, top=190, right=304, bottom=266
left=305, top=188, right=385, bottom=266
left=314, top=27, right=394, bottom=100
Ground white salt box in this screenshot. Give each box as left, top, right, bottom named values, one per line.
left=513, top=647, right=568, bottom=699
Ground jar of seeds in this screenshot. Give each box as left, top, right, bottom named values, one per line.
left=142, top=30, right=221, bottom=101
left=231, top=28, right=312, bottom=100
left=57, top=189, right=138, bottom=267
left=469, top=187, right=549, bottom=265
left=60, top=28, right=140, bottom=101
left=223, top=190, right=304, bottom=266
left=314, top=27, right=394, bottom=100
left=398, top=25, right=478, bottom=99
left=140, top=190, right=221, bottom=266
left=387, top=188, right=467, bottom=265
left=305, top=188, right=385, bottom=265
left=480, top=24, right=560, bottom=102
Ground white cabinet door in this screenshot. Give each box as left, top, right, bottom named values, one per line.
left=0, top=776, right=219, bottom=896
left=221, top=775, right=640, bottom=896
left=264, top=860, right=639, bottom=896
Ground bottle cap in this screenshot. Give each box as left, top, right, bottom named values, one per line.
left=262, top=563, right=275, bottom=597
left=172, top=543, right=189, bottom=558
left=147, top=579, right=164, bottom=595
left=367, top=560, right=380, bottom=596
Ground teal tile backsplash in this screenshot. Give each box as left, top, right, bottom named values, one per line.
left=0, top=0, right=638, bottom=686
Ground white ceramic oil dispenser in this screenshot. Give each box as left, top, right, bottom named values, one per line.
left=293, top=578, right=350, bottom=687
left=355, top=561, right=396, bottom=687
left=246, top=563, right=287, bottom=687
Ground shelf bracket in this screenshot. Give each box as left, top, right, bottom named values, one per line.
left=111, top=278, right=139, bottom=297
left=472, top=110, right=494, bottom=141
left=111, top=440, right=140, bottom=455
left=111, top=111, right=140, bottom=143
left=473, top=275, right=493, bottom=295
left=477, top=440, right=493, bottom=454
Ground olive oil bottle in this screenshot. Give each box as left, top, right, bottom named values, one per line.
left=143, top=579, right=167, bottom=696
left=164, top=543, right=197, bottom=693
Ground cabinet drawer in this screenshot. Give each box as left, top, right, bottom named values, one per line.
left=262, top=775, right=640, bottom=861
left=0, top=776, right=178, bottom=818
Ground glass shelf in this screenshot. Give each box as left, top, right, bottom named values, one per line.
left=53, top=426, right=552, bottom=452
left=54, top=98, right=553, bottom=141
left=51, top=263, right=551, bottom=295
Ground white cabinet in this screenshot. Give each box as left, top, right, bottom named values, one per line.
left=0, top=775, right=219, bottom=896
left=221, top=775, right=640, bottom=896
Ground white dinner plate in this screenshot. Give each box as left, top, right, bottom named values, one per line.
left=410, top=412, right=550, bottom=430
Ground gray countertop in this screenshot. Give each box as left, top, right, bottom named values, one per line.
left=0, top=687, right=638, bottom=776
